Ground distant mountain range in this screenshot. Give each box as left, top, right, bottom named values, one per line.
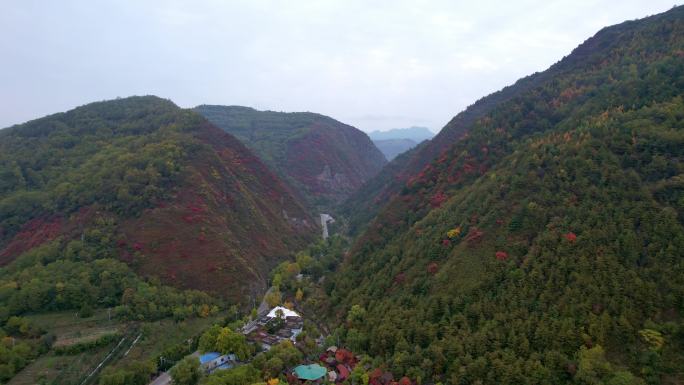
left=370, top=138, right=416, bottom=161
left=195, top=105, right=387, bottom=210
left=367, top=126, right=434, bottom=160
left=367, top=126, right=435, bottom=142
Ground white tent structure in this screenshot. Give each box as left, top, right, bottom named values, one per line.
left=267, top=306, right=300, bottom=319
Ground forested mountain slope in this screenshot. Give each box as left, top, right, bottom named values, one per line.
left=194, top=105, right=387, bottom=210
left=0, top=96, right=315, bottom=303
left=343, top=7, right=684, bottom=235
left=328, top=6, right=684, bottom=384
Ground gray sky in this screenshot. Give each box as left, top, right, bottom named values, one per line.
left=0, top=1, right=677, bottom=132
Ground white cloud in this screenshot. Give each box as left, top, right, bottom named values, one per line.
left=0, top=0, right=678, bottom=131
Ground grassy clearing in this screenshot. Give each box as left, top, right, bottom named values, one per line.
left=26, top=309, right=125, bottom=349
left=11, top=310, right=224, bottom=384
left=112, top=313, right=225, bottom=369
left=10, top=310, right=226, bottom=385
left=8, top=343, right=116, bottom=385
left=27, top=309, right=121, bottom=334
left=53, top=327, right=120, bottom=348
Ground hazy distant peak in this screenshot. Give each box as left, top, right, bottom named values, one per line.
left=367, top=126, right=435, bottom=142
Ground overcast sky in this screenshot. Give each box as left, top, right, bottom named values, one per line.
left=0, top=1, right=678, bottom=132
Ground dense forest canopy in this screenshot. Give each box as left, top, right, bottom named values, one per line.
left=0, top=97, right=188, bottom=237
left=0, top=96, right=315, bottom=302
left=195, top=105, right=387, bottom=210
left=327, top=6, right=684, bottom=384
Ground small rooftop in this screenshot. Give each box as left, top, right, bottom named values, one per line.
left=293, top=363, right=327, bottom=381
left=199, top=352, right=222, bottom=364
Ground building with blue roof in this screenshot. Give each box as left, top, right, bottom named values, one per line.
left=199, top=352, right=237, bottom=374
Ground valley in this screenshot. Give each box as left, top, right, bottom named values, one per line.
left=0, top=4, right=683, bottom=385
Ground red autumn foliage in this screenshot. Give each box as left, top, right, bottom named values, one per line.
left=198, top=232, right=207, bottom=242
left=398, top=377, right=412, bottom=385
left=565, top=232, right=577, bottom=242
left=465, top=228, right=484, bottom=243
left=496, top=218, right=504, bottom=225
left=133, top=242, right=144, bottom=251
left=119, top=250, right=133, bottom=263
left=182, top=215, right=194, bottom=223
left=394, top=272, right=406, bottom=284
left=495, top=251, right=509, bottom=260
left=430, top=191, right=448, bottom=208
left=335, top=348, right=353, bottom=363
left=427, top=262, right=439, bottom=275
left=442, top=239, right=451, bottom=247
left=447, top=170, right=463, bottom=184
left=187, top=205, right=204, bottom=213
left=0, top=217, right=63, bottom=264
left=116, top=239, right=127, bottom=247
left=337, top=364, right=350, bottom=380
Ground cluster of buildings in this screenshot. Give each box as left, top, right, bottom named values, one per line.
left=318, top=346, right=357, bottom=383
left=242, top=306, right=304, bottom=350
left=201, top=305, right=414, bottom=384
left=286, top=346, right=363, bottom=383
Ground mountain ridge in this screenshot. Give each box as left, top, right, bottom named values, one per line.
left=195, top=105, right=387, bottom=211
left=0, top=96, right=316, bottom=303
left=342, top=6, right=684, bottom=236
left=326, top=5, right=684, bottom=383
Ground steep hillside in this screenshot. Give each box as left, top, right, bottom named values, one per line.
left=328, top=6, right=684, bottom=384
left=343, top=13, right=663, bottom=233
left=342, top=73, right=548, bottom=233
left=194, top=105, right=387, bottom=209
left=0, top=96, right=315, bottom=303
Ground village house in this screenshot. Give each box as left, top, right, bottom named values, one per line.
left=199, top=352, right=237, bottom=374
left=244, top=306, right=304, bottom=350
